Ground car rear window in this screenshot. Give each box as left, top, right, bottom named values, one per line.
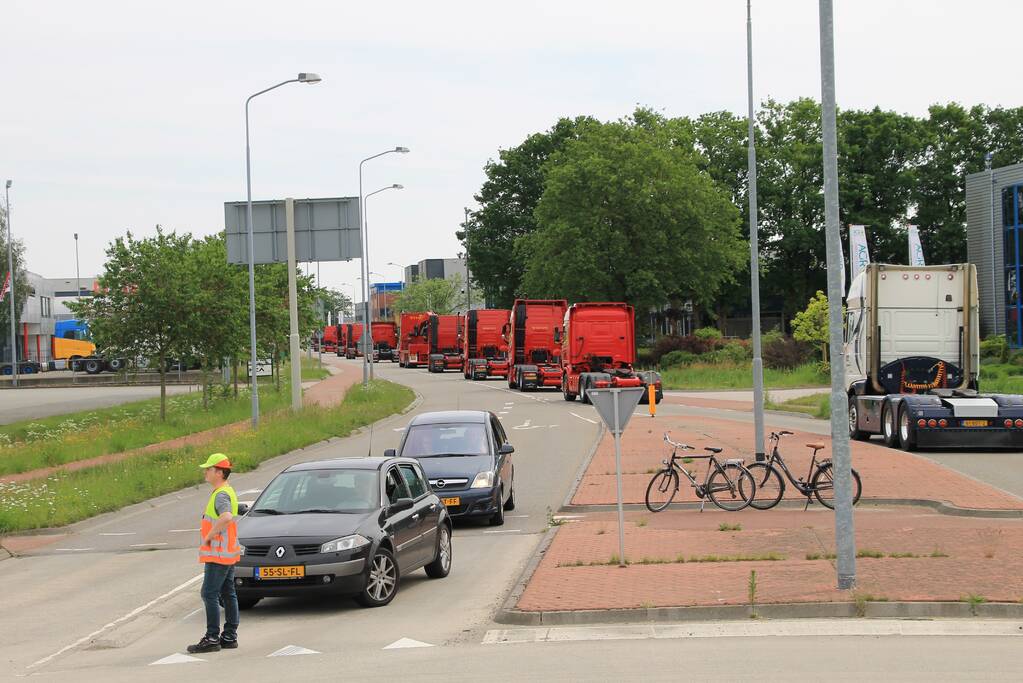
left=402, top=423, right=489, bottom=457
left=254, top=469, right=379, bottom=514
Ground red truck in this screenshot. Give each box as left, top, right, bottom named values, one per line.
left=320, top=325, right=339, bottom=354
left=399, top=312, right=431, bottom=368
left=369, top=322, right=399, bottom=362
left=425, top=314, right=464, bottom=373
left=506, top=299, right=568, bottom=391
left=462, top=309, right=511, bottom=380
left=343, top=323, right=364, bottom=359
left=559, top=302, right=662, bottom=404
left=335, top=325, right=348, bottom=357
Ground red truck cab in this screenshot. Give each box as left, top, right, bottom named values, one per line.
left=335, top=325, right=348, bottom=357
left=560, top=302, right=662, bottom=404
left=369, top=322, right=399, bottom=362
left=506, top=299, right=568, bottom=391
left=399, top=312, right=431, bottom=368
left=321, top=325, right=339, bottom=354
left=343, top=323, right=364, bottom=359
left=462, top=309, right=511, bottom=380
left=426, top=314, right=464, bottom=372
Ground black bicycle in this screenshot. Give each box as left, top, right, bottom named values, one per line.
left=747, top=431, right=863, bottom=510
left=645, top=433, right=756, bottom=512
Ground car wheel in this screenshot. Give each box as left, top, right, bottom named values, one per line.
left=489, top=490, right=506, bottom=526
left=424, top=525, right=452, bottom=579
left=505, top=482, right=516, bottom=511
left=237, top=597, right=261, bottom=610
left=356, top=547, right=400, bottom=607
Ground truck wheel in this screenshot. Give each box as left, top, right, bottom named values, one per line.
left=848, top=399, right=868, bottom=441
left=580, top=378, right=590, bottom=404
left=84, top=359, right=103, bottom=375
left=882, top=402, right=900, bottom=448
left=508, top=370, right=517, bottom=390
left=897, top=404, right=917, bottom=451
left=107, top=358, right=125, bottom=372
left=563, top=375, right=577, bottom=401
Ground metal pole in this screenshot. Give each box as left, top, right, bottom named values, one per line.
left=819, top=0, right=856, bottom=590
left=365, top=195, right=374, bottom=380
left=464, top=207, right=471, bottom=312
left=988, top=154, right=998, bottom=334
left=5, top=181, right=18, bottom=387
left=612, top=389, right=626, bottom=568
left=285, top=198, right=302, bottom=411
left=359, top=160, right=369, bottom=386
left=244, top=96, right=261, bottom=428
left=74, top=233, right=81, bottom=300
left=746, top=0, right=766, bottom=462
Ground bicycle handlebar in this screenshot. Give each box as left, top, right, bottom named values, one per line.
left=769, top=430, right=794, bottom=439
left=662, top=432, right=694, bottom=450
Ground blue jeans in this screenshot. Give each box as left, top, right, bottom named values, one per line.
left=201, top=563, right=239, bottom=640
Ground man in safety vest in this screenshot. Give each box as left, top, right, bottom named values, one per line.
left=187, top=453, right=241, bottom=653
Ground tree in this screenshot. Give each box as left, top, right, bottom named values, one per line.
left=0, top=206, right=31, bottom=362
left=791, top=291, right=830, bottom=361
left=393, top=276, right=466, bottom=315
left=517, top=112, right=745, bottom=314
left=70, top=229, right=196, bottom=420
left=253, top=264, right=318, bottom=391
left=314, top=287, right=352, bottom=324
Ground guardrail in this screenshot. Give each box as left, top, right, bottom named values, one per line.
left=0, top=369, right=204, bottom=389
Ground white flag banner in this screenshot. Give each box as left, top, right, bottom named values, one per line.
left=849, top=224, right=870, bottom=281
left=908, top=225, right=925, bottom=266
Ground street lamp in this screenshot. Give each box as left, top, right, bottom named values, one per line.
left=361, top=184, right=403, bottom=381
left=463, top=207, right=472, bottom=312
left=359, top=148, right=409, bottom=386
left=73, top=233, right=81, bottom=300
left=4, top=179, right=16, bottom=387
left=243, top=72, right=322, bottom=428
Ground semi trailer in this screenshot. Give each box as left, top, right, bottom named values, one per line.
left=462, top=309, right=511, bottom=380
left=370, top=322, right=399, bottom=362
left=425, top=314, right=463, bottom=372
left=399, top=312, right=431, bottom=368
left=343, top=323, right=364, bottom=360
left=846, top=263, right=1023, bottom=450
left=506, top=299, right=568, bottom=391
left=559, top=302, right=663, bottom=404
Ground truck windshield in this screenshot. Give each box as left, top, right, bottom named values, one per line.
left=402, top=424, right=489, bottom=457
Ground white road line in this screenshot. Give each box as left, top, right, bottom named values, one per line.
left=54, top=548, right=94, bottom=552
left=239, top=489, right=263, bottom=495
left=130, top=542, right=168, bottom=548
left=28, top=573, right=204, bottom=669
left=569, top=412, right=598, bottom=424
left=180, top=607, right=202, bottom=621
left=498, top=411, right=509, bottom=415
left=168, top=529, right=200, bottom=533
left=483, top=529, right=521, bottom=534
left=506, top=515, right=530, bottom=518
left=99, top=532, right=136, bottom=536
left=384, top=638, right=434, bottom=650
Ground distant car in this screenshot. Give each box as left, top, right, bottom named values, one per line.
left=234, top=456, right=451, bottom=610
left=387, top=410, right=515, bottom=526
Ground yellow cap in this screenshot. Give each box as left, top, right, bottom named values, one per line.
left=198, top=453, right=232, bottom=469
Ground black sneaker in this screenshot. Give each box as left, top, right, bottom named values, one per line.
left=186, top=636, right=222, bottom=653
left=219, top=637, right=238, bottom=649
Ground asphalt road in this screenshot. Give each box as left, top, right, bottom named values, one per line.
left=2, top=360, right=1021, bottom=681
left=0, top=384, right=197, bottom=425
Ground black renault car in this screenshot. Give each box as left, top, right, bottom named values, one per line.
left=234, top=456, right=451, bottom=609
left=387, top=410, right=515, bottom=526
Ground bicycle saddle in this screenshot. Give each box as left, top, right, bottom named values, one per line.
left=703, top=447, right=723, bottom=453
left=806, top=442, right=825, bottom=450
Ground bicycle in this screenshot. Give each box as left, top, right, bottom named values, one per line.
left=645, top=432, right=757, bottom=512
left=746, top=431, right=863, bottom=511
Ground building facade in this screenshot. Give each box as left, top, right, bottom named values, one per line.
left=401, top=257, right=478, bottom=313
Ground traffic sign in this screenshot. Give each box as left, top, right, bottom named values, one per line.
left=587, top=388, right=645, bottom=435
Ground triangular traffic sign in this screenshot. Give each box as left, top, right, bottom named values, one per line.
left=587, top=388, right=645, bottom=434
left=149, top=653, right=205, bottom=665
left=383, top=637, right=435, bottom=650
left=268, top=645, right=320, bottom=657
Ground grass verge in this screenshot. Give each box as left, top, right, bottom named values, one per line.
left=301, top=356, right=331, bottom=381
left=659, top=363, right=827, bottom=391
left=0, top=379, right=413, bottom=534
left=766, top=392, right=830, bottom=419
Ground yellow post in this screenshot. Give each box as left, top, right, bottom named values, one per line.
left=648, top=383, right=656, bottom=417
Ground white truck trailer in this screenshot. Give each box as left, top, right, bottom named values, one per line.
left=845, top=263, right=1023, bottom=450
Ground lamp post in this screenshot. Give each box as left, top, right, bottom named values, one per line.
left=746, top=0, right=766, bottom=462
left=73, top=232, right=81, bottom=300
left=243, top=72, right=321, bottom=428
left=5, top=179, right=16, bottom=387
left=463, top=207, right=472, bottom=312
left=359, top=148, right=409, bottom=386
left=362, top=184, right=403, bottom=381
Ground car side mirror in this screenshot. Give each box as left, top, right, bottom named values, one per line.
left=384, top=448, right=396, bottom=457
left=388, top=497, right=414, bottom=515
left=499, top=443, right=515, bottom=455
left=236, top=502, right=250, bottom=516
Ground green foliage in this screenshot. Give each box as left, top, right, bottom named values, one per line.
left=0, top=207, right=30, bottom=346
left=659, top=362, right=827, bottom=390
left=763, top=335, right=814, bottom=369
left=980, top=335, right=1010, bottom=363
left=791, top=291, right=831, bottom=361
left=392, top=275, right=469, bottom=315
left=659, top=350, right=698, bottom=369
left=314, top=287, right=353, bottom=322
left=694, top=327, right=724, bottom=341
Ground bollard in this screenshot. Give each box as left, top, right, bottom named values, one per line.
left=648, top=383, right=656, bottom=417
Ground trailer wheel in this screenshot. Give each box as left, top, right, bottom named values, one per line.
left=562, top=375, right=577, bottom=402
left=848, top=398, right=868, bottom=441
left=84, top=358, right=104, bottom=375
left=508, top=370, right=517, bottom=389
left=881, top=401, right=900, bottom=448
left=107, top=358, right=125, bottom=372
left=579, top=378, right=590, bottom=404
left=897, top=404, right=917, bottom=451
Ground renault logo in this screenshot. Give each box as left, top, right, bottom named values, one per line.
left=275, top=546, right=286, bottom=559
left=435, top=480, right=446, bottom=489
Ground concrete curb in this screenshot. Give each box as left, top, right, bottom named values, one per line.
left=0, top=546, right=12, bottom=562
left=496, top=600, right=1023, bottom=626
left=495, top=526, right=561, bottom=626
left=561, top=497, right=1023, bottom=519
left=560, top=422, right=606, bottom=511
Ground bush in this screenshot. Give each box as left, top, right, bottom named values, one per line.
left=763, top=335, right=813, bottom=370
left=651, top=334, right=724, bottom=362
left=980, top=335, right=1009, bottom=363
left=660, top=350, right=699, bottom=369
left=652, top=336, right=686, bottom=363
left=693, top=327, right=724, bottom=341
left=720, top=340, right=752, bottom=363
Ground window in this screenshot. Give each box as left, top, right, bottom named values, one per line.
left=1003, top=188, right=1015, bottom=228
left=398, top=464, right=428, bottom=499
left=401, top=423, right=490, bottom=457
left=491, top=415, right=508, bottom=447
left=385, top=468, right=410, bottom=504
left=40, top=296, right=51, bottom=318
left=1017, top=185, right=1023, bottom=227
left=253, top=469, right=379, bottom=513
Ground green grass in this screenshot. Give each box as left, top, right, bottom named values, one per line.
left=766, top=392, right=831, bottom=419
left=718, top=522, right=742, bottom=532
left=659, top=362, right=828, bottom=391
left=301, top=356, right=331, bottom=381
left=0, top=380, right=413, bottom=534
left=0, top=362, right=332, bottom=476
left=979, top=362, right=1023, bottom=394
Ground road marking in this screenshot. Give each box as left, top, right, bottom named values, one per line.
left=569, top=412, right=598, bottom=424
left=482, top=620, right=1023, bottom=645
left=239, top=489, right=263, bottom=495
left=384, top=638, right=435, bottom=650
left=506, top=515, right=530, bottom=518
left=99, top=532, right=136, bottom=536
left=180, top=607, right=203, bottom=621
left=512, top=419, right=543, bottom=430
left=168, top=529, right=200, bottom=533
left=498, top=411, right=509, bottom=415
left=55, top=548, right=94, bottom=552
left=548, top=424, right=559, bottom=429
left=269, top=645, right=320, bottom=657
left=29, top=573, right=204, bottom=669
left=393, top=427, right=406, bottom=432
left=150, top=653, right=205, bottom=666
left=130, top=542, right=168, bottom=548
left=483, top=529, right=521, bottom=534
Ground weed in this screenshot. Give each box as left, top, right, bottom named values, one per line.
left=929, top=548, right=949, bottom=558
left=963, top=594, right=987, bottom=616
left=689, top=553, right=785, bottom=563
left=748, top=570, right=758, bottom=619
left=609, top=554, right=630, bottom=566
left=718, top=523, right=742, bottom=532
left=639, top=601, right=655, bottom=609
left=546, top=507, right=565, bottom=528
left=887, top=552, right=919, bottom=559
left=596, top=527, right=607, bottom=535
left=635, top=517, right=648, bottom=528
left=853, top=593, right=888, bottom=617
left=856, top=549, right=885, bottom=559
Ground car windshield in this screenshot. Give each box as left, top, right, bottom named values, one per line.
left=402, top=423, right=490, bottom=457
left=252, top=469, right=379, bottom=514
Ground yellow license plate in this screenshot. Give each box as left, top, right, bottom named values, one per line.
left=963, top=419, right=989, bottom=427
left=257, top=565, right=305, bottom=580
left=442, top=497, right=460, bottom=507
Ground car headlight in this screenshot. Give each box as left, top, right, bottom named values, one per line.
left=320, top=534, right=370, bottom=554
left=471, top=471, right=495, bottom=489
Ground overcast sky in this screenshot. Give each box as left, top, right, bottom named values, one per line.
left=2, top=0, right=1020, bottom=301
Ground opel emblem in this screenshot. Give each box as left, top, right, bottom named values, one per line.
left=275, top=546, right=286, bottom=559
left=435, top=480, right=446, bottom=489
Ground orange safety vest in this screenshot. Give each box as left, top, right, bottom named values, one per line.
left=199, top=484, right=240, bottom=565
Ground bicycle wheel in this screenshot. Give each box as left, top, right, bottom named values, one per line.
left=745, top=462, right=785, bottom=510
left=811, top=463, right=862, bottom=509
left=645, top=469, right=679, bottom=513
left=706, top=463, right=756, bottom=512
